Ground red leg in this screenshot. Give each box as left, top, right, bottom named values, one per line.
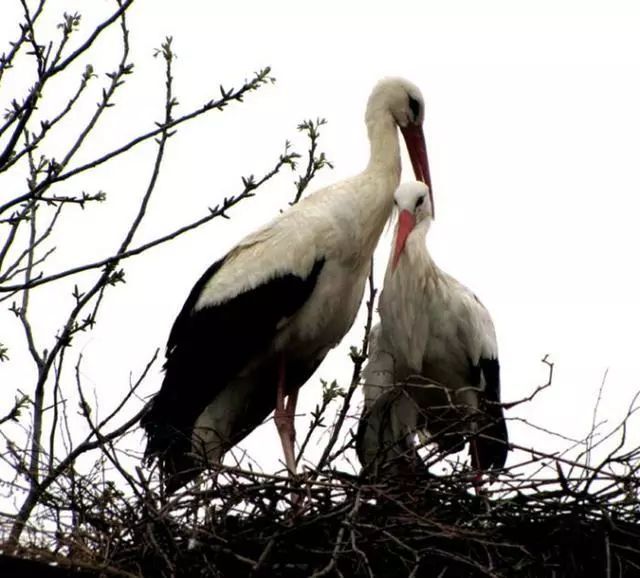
left=470, top=438, right=484, bottom=496
left=274, top=356, right=298, bottom=475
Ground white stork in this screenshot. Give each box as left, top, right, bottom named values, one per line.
left=142, top=78, right=432, bottom=492
left=357, top=181, right=508, bottom=482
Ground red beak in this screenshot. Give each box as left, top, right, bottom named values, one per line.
left=400, top=124, right=434, bottom=218
left=392, top=209, right=416, bottom=270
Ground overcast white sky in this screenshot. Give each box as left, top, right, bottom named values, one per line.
left=3, top=0, right=640, bottom=478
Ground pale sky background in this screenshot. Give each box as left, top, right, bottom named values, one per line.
left=2, top=0, right=640, bottom=483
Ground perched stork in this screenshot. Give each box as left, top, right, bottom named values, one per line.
left=142, top=78, right=432, bottom=492
left=357, top=181, right=508, bottom=482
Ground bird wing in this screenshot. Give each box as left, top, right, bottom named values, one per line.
left=448, top=279, right=508, bottom=469
left=474, top=357, right=509, bottom=469
left=141, top=232, right=326, bottom=477
left=438, top=274, right=509, bottom=469
left=442, top=275, right=498, bottom=364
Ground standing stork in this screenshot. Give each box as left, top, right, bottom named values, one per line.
left=142, top=78, right=432, bottom=492
left=357, top=181, right=508, bottom=483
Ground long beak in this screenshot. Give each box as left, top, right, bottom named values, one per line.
left=400, top=124, right=435, bottom=218
left=392, top=210, right=416, bottom=270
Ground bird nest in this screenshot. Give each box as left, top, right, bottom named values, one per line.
left=2, top=355, right=640, bottom=577
left=3, top=413, right=640, bottom=578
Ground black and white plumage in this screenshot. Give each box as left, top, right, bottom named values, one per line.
left=142, top=78, right=432, bottom=492
left=357, top=181, right=508, bottom=479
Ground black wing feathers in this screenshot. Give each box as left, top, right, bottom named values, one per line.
left=142, top=256, right=325, bottom=469
left=472, top=357, right=509, bottom=470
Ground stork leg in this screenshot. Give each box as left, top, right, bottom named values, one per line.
left=469, top=437, right=484, bottom=496
left=274, top=356, right=298, bottom=475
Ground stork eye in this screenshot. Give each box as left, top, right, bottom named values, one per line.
left=415, top=196, right=425, bottom=208
left=408, top=96, right=421, bottom=121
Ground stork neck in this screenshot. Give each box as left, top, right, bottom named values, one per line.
left=335, top=112, right=400, bottom=262
left=365, top=112, right=402, bottom=179
left=389, top=220, right=434, bottom=272
left=347, top=188, right=395, bottom=266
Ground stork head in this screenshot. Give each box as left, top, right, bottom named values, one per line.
left=392, top=181, right=433, bottom=270
left=366, top=78, right=433, bottom=194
